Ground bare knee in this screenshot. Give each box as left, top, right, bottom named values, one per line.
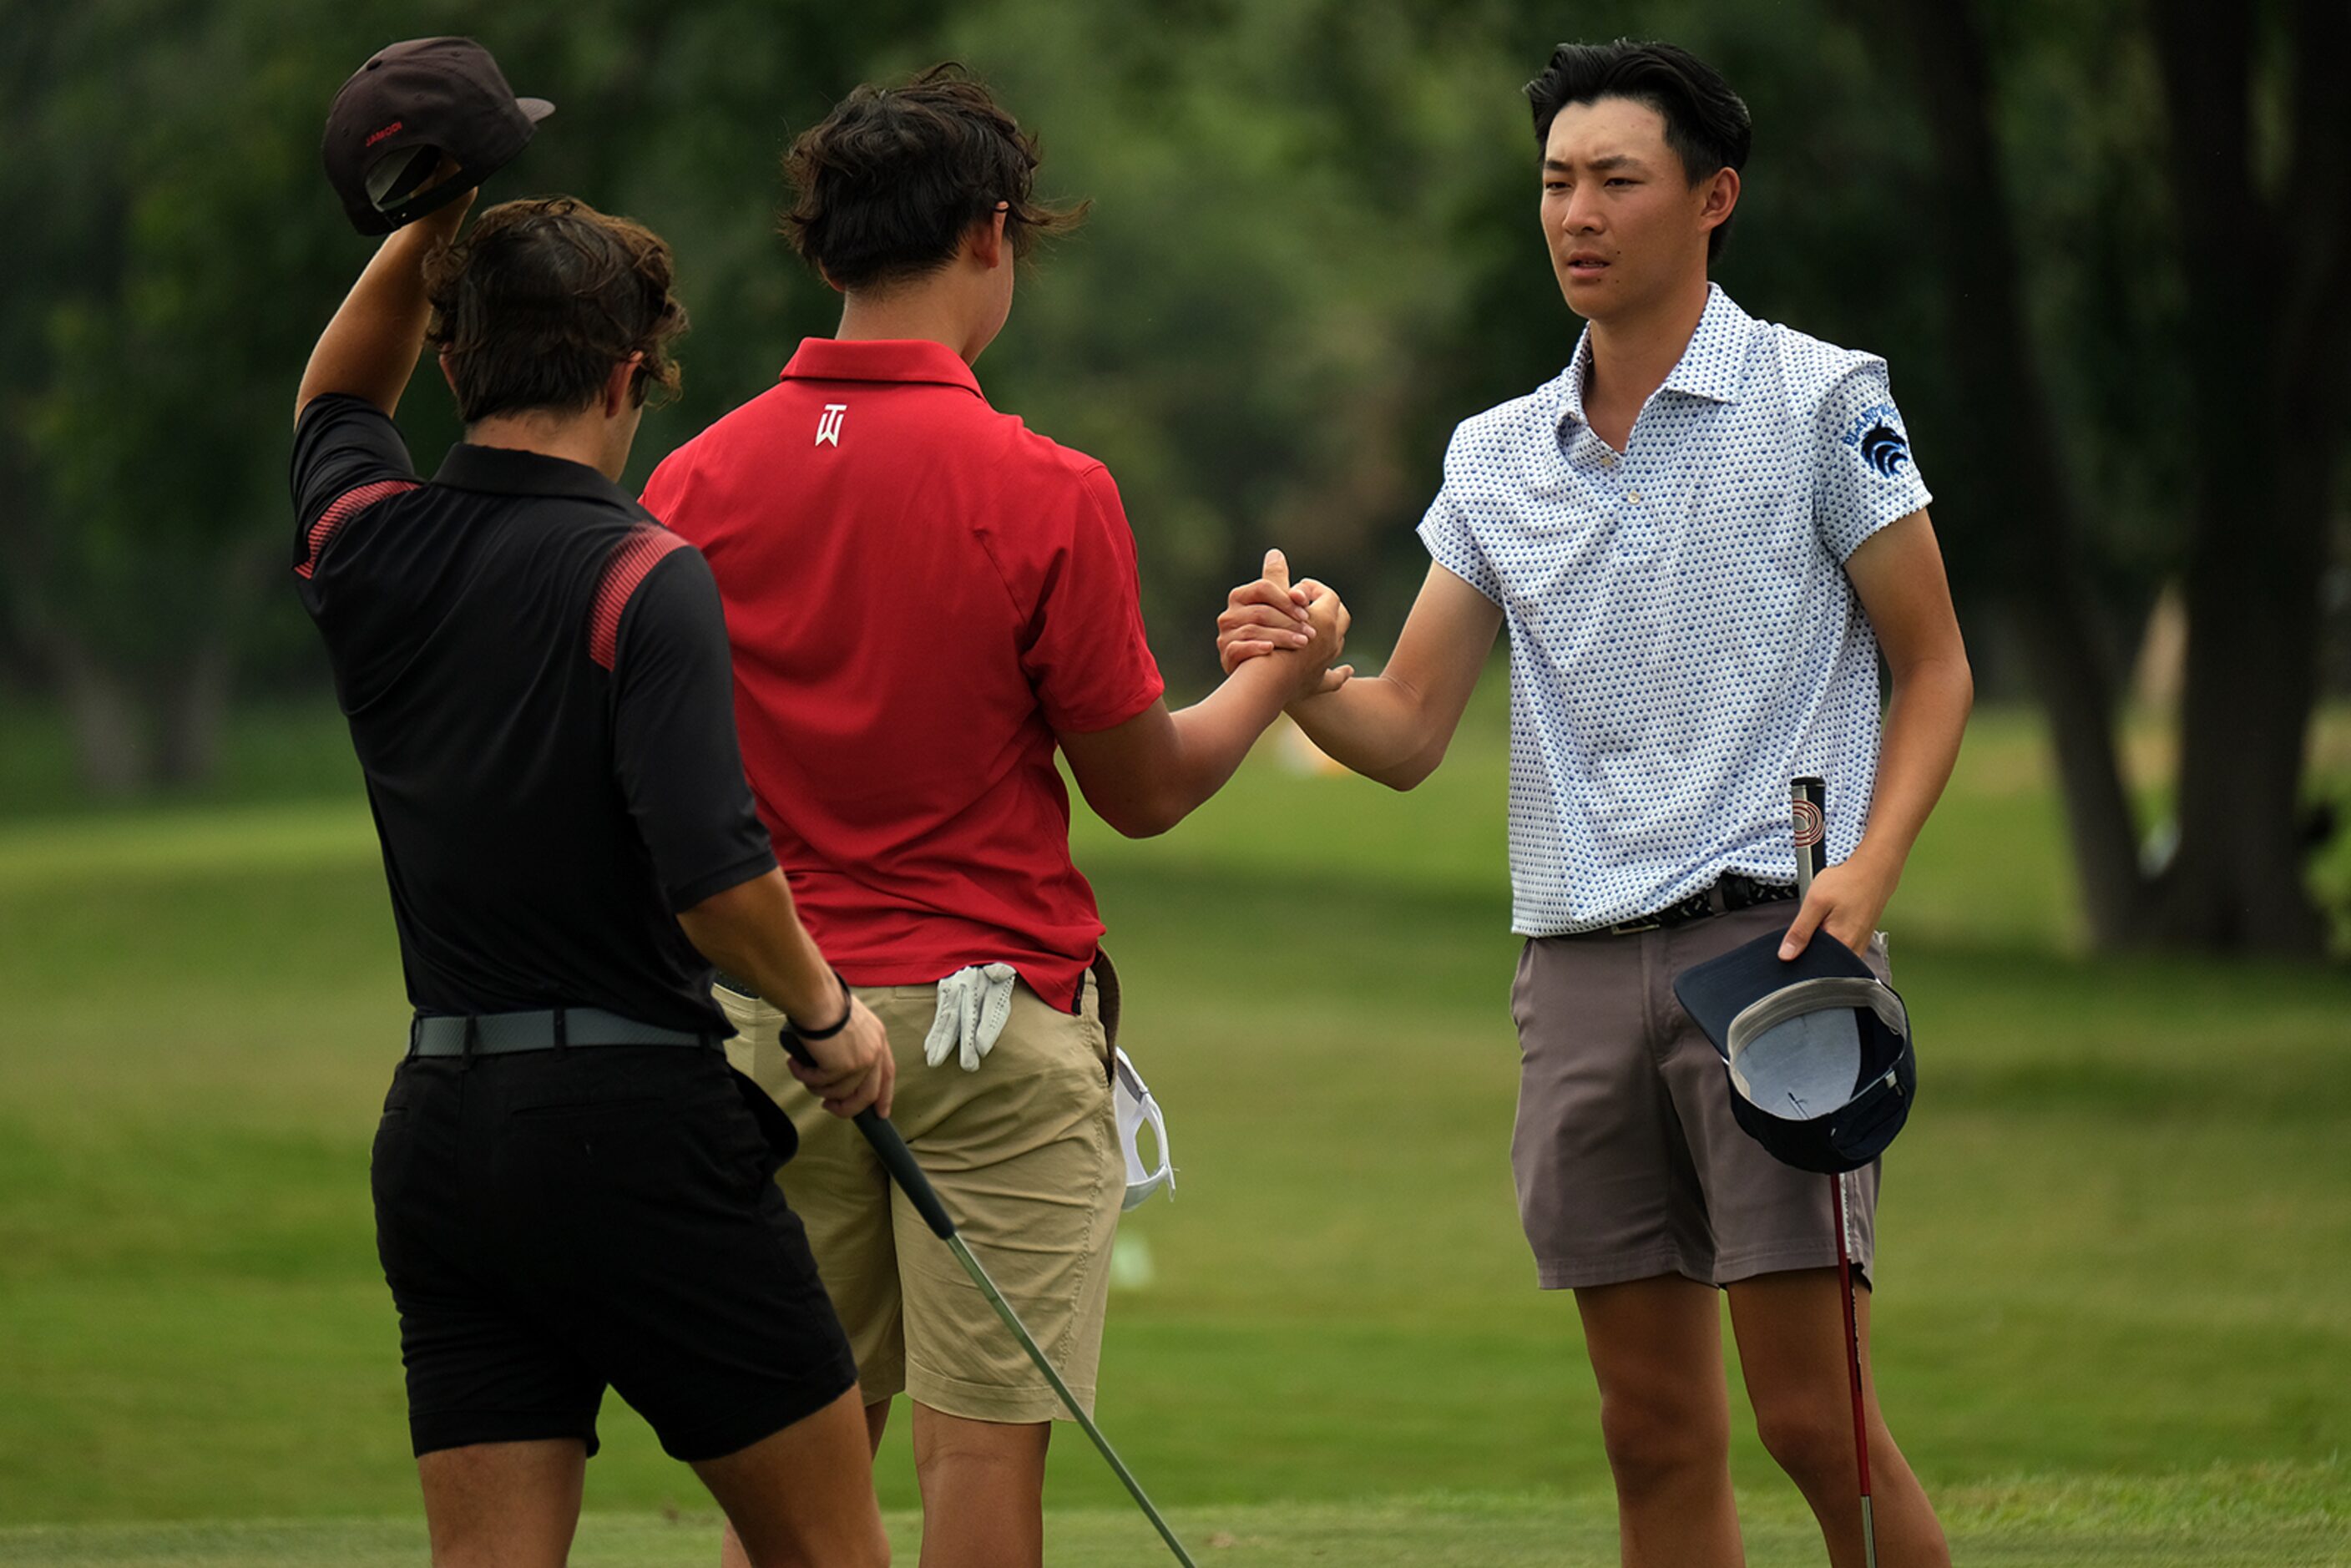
left=1753, top=1396, right=1861, bottom=1496
left=1597, top=1389, right=1728, bottom=1502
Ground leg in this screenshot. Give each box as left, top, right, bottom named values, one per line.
left=1728, top=1270, right=1950, bottom=1568
left=416, top=1439, right=585, bottom=1568
left=911, top=1404, right=1052, bottom=1568
left=720, top=1398, right=893, bottom=1568
left=890, top=978, right=1119, bottom=1565
left=1575, top=1274, right=1745, bottom=1568
left=695, top=1388, right=891, bottom=1568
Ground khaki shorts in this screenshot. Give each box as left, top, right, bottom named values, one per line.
left=1510, top=901, right=1890, bottom=1292
left=718, top=965, right=1121, bottom=1424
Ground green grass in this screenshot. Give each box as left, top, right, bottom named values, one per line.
left=1, top=1466, right=2343, bottom=1565
left=0, top=701, right=2347, bottom=1562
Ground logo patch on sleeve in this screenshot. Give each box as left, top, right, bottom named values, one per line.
left=1840, top=402, right=1911, bottom=479
left=1859, top=423, right=1909, bottom=478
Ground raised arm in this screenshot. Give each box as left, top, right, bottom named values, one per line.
left=1220, top=560, right=1502, bottom=791
left=1777, top=508, right=1973, bottom=957
left=296, top=175, right=475, bottom=423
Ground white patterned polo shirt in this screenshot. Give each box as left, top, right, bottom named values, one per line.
left=1418, top=283, right=1932, bottom=935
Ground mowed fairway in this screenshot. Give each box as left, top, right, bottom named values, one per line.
left=0, top=703, right=2345, bottom=1564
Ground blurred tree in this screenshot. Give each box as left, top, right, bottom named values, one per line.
left=0, top=0, right=939, bottom=793
left=1866, top=0, right=2348, bottom=953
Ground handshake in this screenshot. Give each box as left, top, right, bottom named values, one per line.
left=1216, top=548, right=1354, bottom=701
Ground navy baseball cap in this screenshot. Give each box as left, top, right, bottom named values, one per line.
left=1673, top=927, right=1916, bottom=1175
left=323, top=38, right=554, bottom=235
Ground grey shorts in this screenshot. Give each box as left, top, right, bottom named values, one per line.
left=1509, top=901, right=1890, bottom=1292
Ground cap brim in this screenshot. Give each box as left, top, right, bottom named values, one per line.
left=1672, top=925, right=1874, bottom=1056
left=517, top=96, right=555, bottom=122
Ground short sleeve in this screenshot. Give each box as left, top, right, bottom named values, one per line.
left=1024, top=466, right=1166, bottom=735
left=607, top=545, right=778, bottom=911
left=290, top=394, right=418, bottom=575
left=1813, top=361, right=1932, bottom=562
left=1416, top=482, right=1502, bottom=605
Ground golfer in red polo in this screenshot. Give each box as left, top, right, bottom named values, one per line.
left=641, top=65, right=1345, bottom=1568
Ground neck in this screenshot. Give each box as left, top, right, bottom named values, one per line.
left=835, top=282, right=991, bottom=365
left=463, top=410, right=619, bottom=479
left=1585, top=272, right=1713, bottom=416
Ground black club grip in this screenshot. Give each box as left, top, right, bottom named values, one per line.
left=781, top=1027, right=958, bottom=1241
left=852, top=1108, right=958, bottom=1241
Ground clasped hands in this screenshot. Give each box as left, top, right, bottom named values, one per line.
left=1217, top=548, right=1353, bottom=699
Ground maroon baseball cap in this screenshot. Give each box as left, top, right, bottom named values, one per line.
left=323, top=38, right=554, bottom=235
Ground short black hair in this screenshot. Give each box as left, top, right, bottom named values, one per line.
left=782, top=63, right=1087, bottom=291
left=1524, top=40, right=1752, bottom=260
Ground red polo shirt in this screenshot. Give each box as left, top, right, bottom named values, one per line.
left=640, top=338, right=1165, bottom=1011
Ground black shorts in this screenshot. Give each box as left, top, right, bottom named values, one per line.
left=371, top=1044, right=857, bottom=1462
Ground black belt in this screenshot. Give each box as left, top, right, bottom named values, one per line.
left=1583, top=873, right=1798, bottom=938
left=407, top=1008, right=719, bottom=1058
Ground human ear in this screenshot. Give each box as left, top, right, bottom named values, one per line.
left=969, top=202, right=1010, bottom=269
left=605, top=353, right=645, bottom=418
left=1701, top=166, right=1741, bottom=235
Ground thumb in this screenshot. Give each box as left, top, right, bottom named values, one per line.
left=1777, top=898, right=1827, bottom=961
left=1262, top=548, right=1292, bottom=593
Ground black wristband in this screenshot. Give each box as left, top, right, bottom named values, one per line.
left=791, top=970, right=853, bottom=1040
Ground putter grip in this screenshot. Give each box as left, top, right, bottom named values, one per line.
left=853, top=1110, right=958, bottom=1240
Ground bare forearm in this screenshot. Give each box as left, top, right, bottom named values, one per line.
left=1853, top=655, right=1974, bottom=878
left=1140, top=656, right=1300, bottom=832
left=1288, top=674, right=1450, bottom=790
left=675, top=868, right=844, bottom=1025
left=296, top=205, right=464, bottom=422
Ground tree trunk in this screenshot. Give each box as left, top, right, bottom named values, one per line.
left=49, top=631, right=149, bottom=797
left=154, top=637, right=232, bottom=788
left=1871, top=0, right=2152, bottom=946
left=2145, top=0, right=2348, bottom=954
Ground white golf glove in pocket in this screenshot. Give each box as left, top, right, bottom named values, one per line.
left=923, top=962, right=1019, bottom=1072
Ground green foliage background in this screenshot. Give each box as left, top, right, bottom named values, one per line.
left=3, top=0, right=2242, bottom=704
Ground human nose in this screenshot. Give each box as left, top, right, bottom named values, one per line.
left=1560, top=184, right=1604, bottom=236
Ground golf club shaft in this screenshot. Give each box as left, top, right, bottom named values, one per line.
left=844, top=1106, right=1200, bottom=1567
left=1832, top=1173, right=1878, bottom=1568
left=769, top=1038, right=1198, bottom=1567
left=943, top=1228, right=1201, bottom=1568
left=1795, top=776, right=1875, bottom=1566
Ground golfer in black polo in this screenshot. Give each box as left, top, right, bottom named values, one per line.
left=293, top=152, right=894, bottom=1565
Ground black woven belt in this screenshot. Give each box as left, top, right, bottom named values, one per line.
left=407, top=1008, right=719, bottom=1058
left=1584, top=873, right=1799, bottom=938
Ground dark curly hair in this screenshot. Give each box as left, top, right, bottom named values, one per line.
left=1525, top=41, right=1752, bottom=260
left=424, top=197, right=689, bottom=424
left=781, top=63, right=1087, bottom=291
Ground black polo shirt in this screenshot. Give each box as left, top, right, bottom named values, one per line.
left=290, top=393, right=774, bottom=1034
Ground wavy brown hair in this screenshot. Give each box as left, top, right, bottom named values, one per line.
left=424, top=197, right=689, bottom=424
left=781, top=63, right=1088, bottom=291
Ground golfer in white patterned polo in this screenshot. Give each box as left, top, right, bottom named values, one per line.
left=1216, top=39, right=1968, bottom=1568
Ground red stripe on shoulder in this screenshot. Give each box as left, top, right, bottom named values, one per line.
left=294, top=479, right=420, bottom=579
left=589, top=528, right=693, bottom=670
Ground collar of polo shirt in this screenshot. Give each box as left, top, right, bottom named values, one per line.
left=778, top=337, right=988, bottom=399
left=1553, top=282, right=1749, bottom=437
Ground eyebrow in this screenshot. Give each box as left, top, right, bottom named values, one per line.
left=1543, top=154, right=1649, bottom=174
